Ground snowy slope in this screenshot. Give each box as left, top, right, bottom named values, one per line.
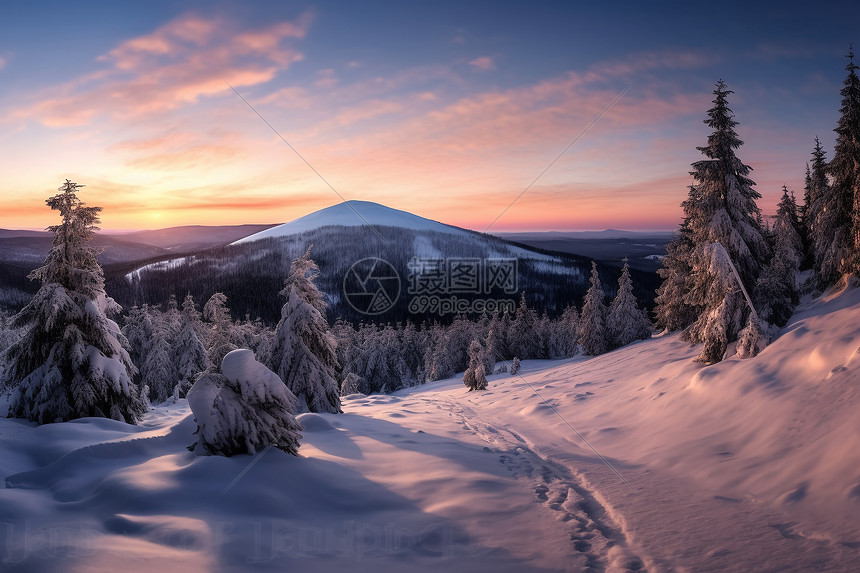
left=232, top=201, right=470, bottom=244
left=3, top=284, right=860, bottom=571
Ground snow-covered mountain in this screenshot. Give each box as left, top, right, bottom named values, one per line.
left=113, top=200, right=664, bottom=325
left=233, top=200, right=469, bottom=244
left=3, top=282, right=860, bottom=571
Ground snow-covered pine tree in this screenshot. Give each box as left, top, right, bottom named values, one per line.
left=486, top=311, right=509, bottom=362
left=607, top=258, right=652, bottom=349
left=427, top=315, right=475, bottom=380
left=422, top=322, right=442, bottom=381
left=799, top=162, right=813, bottom=269
left=357, top=324, right=409, bottom=393
left=786, top=188, right=803, bottom=240
left=188, top=349, right=302, bottom=456
left=340, top=372, right=362, bottom=396
left=0, top=310, right=20, bottom=382
left=483, top=326, right=500, bottom=373
left=271, top=247, right=342, bottom=413
left=332, top=319, right=362, bottom=388
left=754, top=187, right=803, bottom=327
left=675, top=81, right=770, bottom=362
left=547, top=304, right=579, bottom=358
left=463, top=339, right=488, bottom=391
left=578, top=261, right=609, bottom=356
left=140, top=309, right=178, bottom=404
left=163, top=294, right=181, bottom=337
left=806, top=137, right=832, bottom=282
left=230, top=315, right=265, bottom=355
left=509, top=356, right=520, bottom=375
left=830, top=48, right=860, bottom=276
left=121, top=305, right=153, bottom=379
left=509, top=292, right=539, bottom=359
left=736, top=313, right=770, bottom=359
left=654, top=224, right=697, bottom=332
left=400, top=322, right=426, bottom=386
left=173, top=294, right=210, bottom=398
left=2, top=180, right=146, bottom=423
left=203, top=292, right=237, bottom=368
left=536, top=313, right=551, bottom=359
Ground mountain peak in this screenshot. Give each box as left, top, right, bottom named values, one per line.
left=233, top=201, right=466, bottom=244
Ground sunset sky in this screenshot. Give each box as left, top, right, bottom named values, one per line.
left=1, top=1, right=858, bottom=232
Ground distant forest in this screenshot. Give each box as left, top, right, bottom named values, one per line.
left=100, top=225, right=661, bottom=326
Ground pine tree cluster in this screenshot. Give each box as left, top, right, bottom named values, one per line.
left=655, top=49, right=860, bottom=362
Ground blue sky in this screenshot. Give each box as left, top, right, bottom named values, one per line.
left=1, top=1, right=858, bottom=231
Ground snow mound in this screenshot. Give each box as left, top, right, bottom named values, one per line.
left=221, top=349, right=295, bottom=407
left=232, top=200, right=468, bottom=244
left=188, top=349, right=302, bottom=456
left=297, top=412, right=338, bottom=432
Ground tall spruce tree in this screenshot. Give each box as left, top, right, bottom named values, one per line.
left=830, top=48, right=860, bottom=276
left=122, top=304, right=153, bottom=383
left=509, top=292, right=539, bottom=359
left=754, top=187, right=803, bottom=327
left=2, top=180, right=146, bottom=423
left=655, top=81, right=769, bottom=362
left=607, top=258, right=652, bottom=349
left=557, top=304, right=580, bottom=358
left=173, top=294, right=210, bottom=397
left=799, top=162, right=813, bottom=268
left=271, top=247, right=342, bottom=413
left=140, top=311, right=177, bottom=404
left=806, top=137, right=832, bottom=282
left=202, top=292, right=236, bottom=368
left=578, top=262, right=608, bottom=356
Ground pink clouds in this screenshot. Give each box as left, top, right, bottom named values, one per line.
left=253, top=54, right=713, bottom=230
left=254, top=86, right=313, bottom=109
left=373, top=69, right=703, bottom=157
left=584, top=49, right=718, bottom=82
left=323, top=99, right=404, bottom=128
left=314, top=69, right=338, bottom=89
left=2, top=31, right=722, bottom=231
left=469, top=56, right=495, bottom=71
left=10, top=12, right=311, bottom=127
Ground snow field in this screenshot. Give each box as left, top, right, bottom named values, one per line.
left=2, top=283, right=860, bottom=571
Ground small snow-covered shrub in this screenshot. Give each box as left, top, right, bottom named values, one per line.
left=736, top=315, right=772, bottom=359
left=463, top=339, right=488, bottom=391
left=188, top=349, right=302, bottom=456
